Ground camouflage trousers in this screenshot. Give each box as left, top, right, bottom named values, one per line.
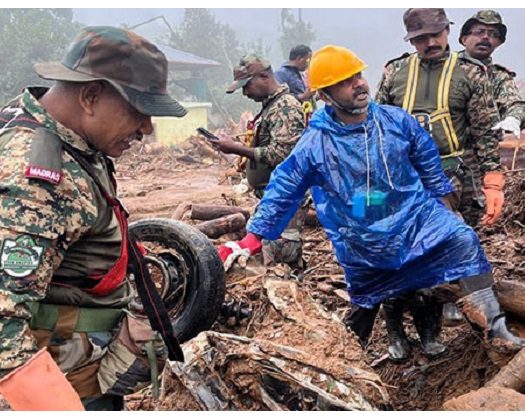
left=255, top=189, right=307, bottom=269
left=30, top=304, right=165, bottom=410
left=442, top=149, right=484, bottom=227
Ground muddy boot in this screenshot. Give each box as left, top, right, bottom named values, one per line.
left=409, top=296, right=447, bottom=358
left=344, top=304, right=380, bottom=348
left=443, top=302, right=464, bottom=326
left=382, top=298, right=411, bottom=362
left=457, top=287, right=525, bottom=352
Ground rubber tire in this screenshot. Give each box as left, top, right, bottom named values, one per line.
left=128, top=218, right=225, bottom=343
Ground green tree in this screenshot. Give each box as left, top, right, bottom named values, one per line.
left=168, top=9, right=271, bottom=124
left=278, top=9, right=316, bottom=60
left=0, top=9, right=82, bottom=104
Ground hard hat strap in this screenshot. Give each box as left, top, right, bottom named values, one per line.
left=322, top=89, right=368, bottom=115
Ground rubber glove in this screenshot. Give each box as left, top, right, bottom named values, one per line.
left=218, top=233, right=262, bottom=272
left=481, top=172, right=505, bottom=225
left=0, top=348, right=84, bottom=411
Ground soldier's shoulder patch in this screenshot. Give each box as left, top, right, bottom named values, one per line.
left=384, top=52, right=411, bottom=67
left=493, top=63, right=516, bottom=77
left=25, top=127, right=63, bottom=185
left=1, top=235, right=43, bottom=278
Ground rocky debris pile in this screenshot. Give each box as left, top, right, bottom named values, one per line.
left=117, top=112, right=254, bottom=175
left=121, top=151, right=525, bottom=411
left=478, top=171, right=525, bottom=285
left=127, top=275, right=390, bottom=411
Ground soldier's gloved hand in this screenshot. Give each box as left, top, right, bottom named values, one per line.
left=0, top=348, right=84, bottom=411
left=492, top=116, right=521, bottom=140
left=218, top=233, right=262, bottom=272
left=481, top=172, right=505, bottom=225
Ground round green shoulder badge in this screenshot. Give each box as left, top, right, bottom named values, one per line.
left=1, top=235, right=44, bottom=277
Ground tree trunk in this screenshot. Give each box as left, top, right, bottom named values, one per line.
left=172, top=201, right=192, bottom=220
left=485, top=347, right=525, bottom=392
left=494, top=280, right=525, bottom=319
left=191, top=204, right=250, bottom=221
left=195, top=213, right=246, bottom=239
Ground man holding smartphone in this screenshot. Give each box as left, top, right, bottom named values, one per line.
left=214, top=54, right=306, bottom=270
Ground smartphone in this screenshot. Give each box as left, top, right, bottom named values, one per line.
left=196, top=127, right=219, bottom=142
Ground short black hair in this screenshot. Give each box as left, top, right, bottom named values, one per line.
left=289, top=45, right=312, bottom=61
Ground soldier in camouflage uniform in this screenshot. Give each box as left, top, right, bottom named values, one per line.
left=217, top=55, right=306, bottom=269
left=0, top=26, right=186, bottom=410
left=459, top=10, right=525, bottom=138
left=375, top=9, right=506, bottom=362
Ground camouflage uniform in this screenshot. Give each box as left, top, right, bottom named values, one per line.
left=486, top=59, right=525, bottom=126
left=0, top=87, right=130, bottom=407
left=0, top=27, right=186, bottom=410
left=459, top=10, right=525, bottom=129
left=250, top=85, right=306, bottom=268
left=227, top=55, right=306, bottom=268
left=376, top=49, right=502, bottom=226
left=247, top=84, right=305, bottom=192
left=458, top=51, right=525, bottom=201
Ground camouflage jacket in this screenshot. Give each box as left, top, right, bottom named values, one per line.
left=247, top=85, right=305, bottom=190
left=375, top=50, right=502, bottom=174
left=253, top=85, right=305, bottom=167
left=460, top=52, right=525, bottom=128
left=0, top=87, right=128, bottom=378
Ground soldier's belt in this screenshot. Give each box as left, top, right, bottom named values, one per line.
left=29, top=302, right=123, bottom=333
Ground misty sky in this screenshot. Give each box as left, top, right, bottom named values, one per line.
left=74, top=8, right=525, bottom=89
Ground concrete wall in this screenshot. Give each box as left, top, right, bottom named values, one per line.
left=152, top=102, right=212, bottom=145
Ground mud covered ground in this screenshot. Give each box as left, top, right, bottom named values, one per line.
left=118, top=140, right=525, bottom=411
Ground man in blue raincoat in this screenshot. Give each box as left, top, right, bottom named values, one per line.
left=218, top=45, right=524, bottom=355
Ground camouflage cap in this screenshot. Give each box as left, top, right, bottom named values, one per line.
left=34, top=26, right=187, bottom=118
left=403, top=8, right=453, bottom=41
left=459, top=10, right=507, bottom=44
left=226, top=54, right=271, bottom=94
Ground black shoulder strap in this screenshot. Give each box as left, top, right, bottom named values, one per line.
left=62, top=142, right=184, bottom=362
left=25, top=128, right=64, bottom=185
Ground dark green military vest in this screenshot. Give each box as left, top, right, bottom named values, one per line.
left=246, top=90, right=288, bottom=192
left=386, top=51, right=473, bottom=158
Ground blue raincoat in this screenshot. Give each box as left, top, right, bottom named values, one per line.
left=248, top=102, right=491, bottom=308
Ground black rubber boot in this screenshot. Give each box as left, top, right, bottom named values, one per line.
left=457, top=287, right=525, bottom=351
left=408, top=295, right=447, bottom=358
left=382, top=298, right=411, bottom=362
left=442, top=302, right=464, bottom=326
left=344, top=304, right=380, bottom=348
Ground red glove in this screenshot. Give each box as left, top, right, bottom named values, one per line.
left=481, top=172, right=505, bottom=225
left=218, top=244, right=234, bottom=262
left=218, top=233, right=262, bottom=270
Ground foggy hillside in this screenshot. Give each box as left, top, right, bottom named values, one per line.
left=74, top=8, right=525, bottom=88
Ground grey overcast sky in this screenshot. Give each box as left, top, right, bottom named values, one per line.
left=73, top=8, right=525, bottom=89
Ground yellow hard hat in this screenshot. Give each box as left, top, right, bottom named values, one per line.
left=307, top=45, right=367, bottom=91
